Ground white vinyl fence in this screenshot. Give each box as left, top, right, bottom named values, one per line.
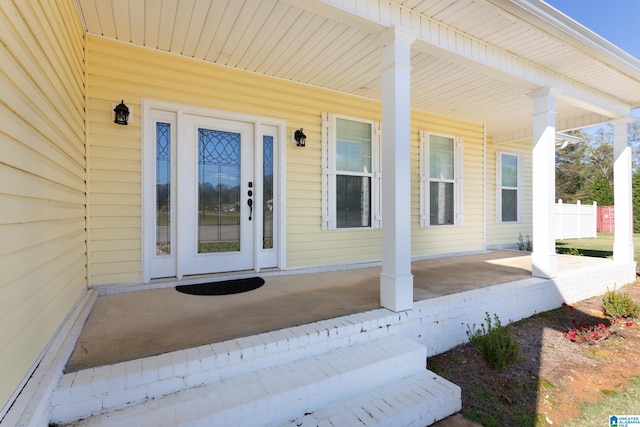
left=555, top=199, right=597, bottom=239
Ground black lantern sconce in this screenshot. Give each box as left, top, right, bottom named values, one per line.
left=113, top=100, right=130, bottom=125
left=293, top=128, right=306, bottom=147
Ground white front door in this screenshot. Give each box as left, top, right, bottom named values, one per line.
left=179, top=115, right=254, bottom=275
left=144, top=104, right=282, bottom=281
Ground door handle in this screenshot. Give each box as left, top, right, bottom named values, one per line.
left=247, top=182, right=253, bottom=220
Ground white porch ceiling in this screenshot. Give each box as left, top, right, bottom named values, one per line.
left=76, top=0, right=640, bottom=142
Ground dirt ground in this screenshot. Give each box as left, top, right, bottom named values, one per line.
left=429, top=280, right=640, bottom=426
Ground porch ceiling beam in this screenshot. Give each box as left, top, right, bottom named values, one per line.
left=492, top=111, right=614, bottom=145
left=556, top=111, right=617, bottom=132
left=408, top=14, right=631, bottom=121
left=279, top=0, right=386, bottom=34
left=288, top=0, right=632, bottom=120
left=493, top=131, right=583, bottom=148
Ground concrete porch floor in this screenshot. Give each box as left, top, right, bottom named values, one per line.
left=66, top=250, right=604, bottom=372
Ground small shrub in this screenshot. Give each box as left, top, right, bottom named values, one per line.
left=466, top=312, right=520, bottom=371
left=603, top=289, right=640, bottom=319
left=564, top=247, right=583, bottom=256
left=517, top=233, right=532, bottom=251
left=561, top=303, right=619, bottom=345
left=563, top=321, right=612, bottom=345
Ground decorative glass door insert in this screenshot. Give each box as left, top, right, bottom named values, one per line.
left=156, top=122, right=172, bottom=256
left=262, top=135, right=274, bottom=249
left=197, top=128, right=241, bottom=253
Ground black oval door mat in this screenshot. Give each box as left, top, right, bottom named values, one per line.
left=175, top=277, right=265, bottom=296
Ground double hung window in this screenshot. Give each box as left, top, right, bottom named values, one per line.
left=497, top=152, right=523, bottom=222
left=419, top=131, right=463, bottom=227
left=322, top=113, right=381, bottom=230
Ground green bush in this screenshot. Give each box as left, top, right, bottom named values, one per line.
left=602, top=289, right=640, bottom=319
left=466, top=312, right=520, bottom=371
left=633, top=171, right=640, bottom=233
left=564, top=247, right=583, bottom=256
left=517, top=234, right=532, bottom=251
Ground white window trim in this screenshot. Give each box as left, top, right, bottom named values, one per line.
left=322, top=112, right=381, bottom=230
left=496, top=151, right=524, bottom=223
left=419, top=130, right=464, bottom=227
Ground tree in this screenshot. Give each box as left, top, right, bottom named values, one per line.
left=583, top=127, right=613, bottom=182
left=632, top=119, right=640, bottom=172
left=557, top=126, right=615, bottom=204
left=587, top=171, right=614, bottom=205
left=556, top=134, right=587, bottom=203
left=633, top=171, right=640, bottom=233
left=554, top=119, right=640, bottom=230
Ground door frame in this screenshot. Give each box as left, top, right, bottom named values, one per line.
left=141, top=99, right=287, bottom=283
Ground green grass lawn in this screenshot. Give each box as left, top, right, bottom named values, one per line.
left=540, top=233, right=640, bottom=426
left=556, top=233, right=640, bottom=261
left=564, top=367, right=640, bottom=427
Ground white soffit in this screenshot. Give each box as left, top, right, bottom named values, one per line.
left=75, top=0, right=640, bottom=140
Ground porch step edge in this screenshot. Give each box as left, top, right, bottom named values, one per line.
left=51, top=307, right=410, bottom=422
left=281, top=370, right=462, bottom=427
left=53, top=335, right=426, bottom=425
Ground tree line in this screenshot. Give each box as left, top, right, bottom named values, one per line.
left=555, top=119, right=640, bottom=231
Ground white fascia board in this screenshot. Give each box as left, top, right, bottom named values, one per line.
left=300, top=0, right=633, bottom=118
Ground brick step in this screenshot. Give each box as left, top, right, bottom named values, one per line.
left=51, top=310, right=402, bottom=424
left=56, top=335, right=427, bottom=426
left=281, top=371, right=461, bottom=427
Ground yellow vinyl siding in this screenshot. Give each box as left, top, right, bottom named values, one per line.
left=486, top=139, right=533, bottom=248
left=86, top=96, right=142, bottom=285
left=0, top=0, right=85, bottom=412
left=86, top=36, right=489, bottom=278
left=86, top=36, right=382, bottom=276
left=411, top=115, right=486, bottom=256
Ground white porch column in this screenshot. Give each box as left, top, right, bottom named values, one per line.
left=612, top=118, right=635, bottom=263
left=379, top=27, right=415, bottom=312
left=530, top=88, right=558, bottom=278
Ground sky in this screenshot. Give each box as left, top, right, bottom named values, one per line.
left=543, top=0, right=640, bottom=60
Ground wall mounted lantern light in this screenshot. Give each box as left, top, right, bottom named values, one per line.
left=294, top=128, right=306, bottom=147
left=113, top=100, right=130, bottom=125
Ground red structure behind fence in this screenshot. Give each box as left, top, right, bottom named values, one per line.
left=597, top=206, right=615, bottom=233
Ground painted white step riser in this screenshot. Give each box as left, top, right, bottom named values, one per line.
left=283, top=372, right=462, bottom=427
left=52, top=335, right=426, bottom=425
left=51, top=315, right=400, bottom=422
left=66, top=371, right=461, bottom=427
